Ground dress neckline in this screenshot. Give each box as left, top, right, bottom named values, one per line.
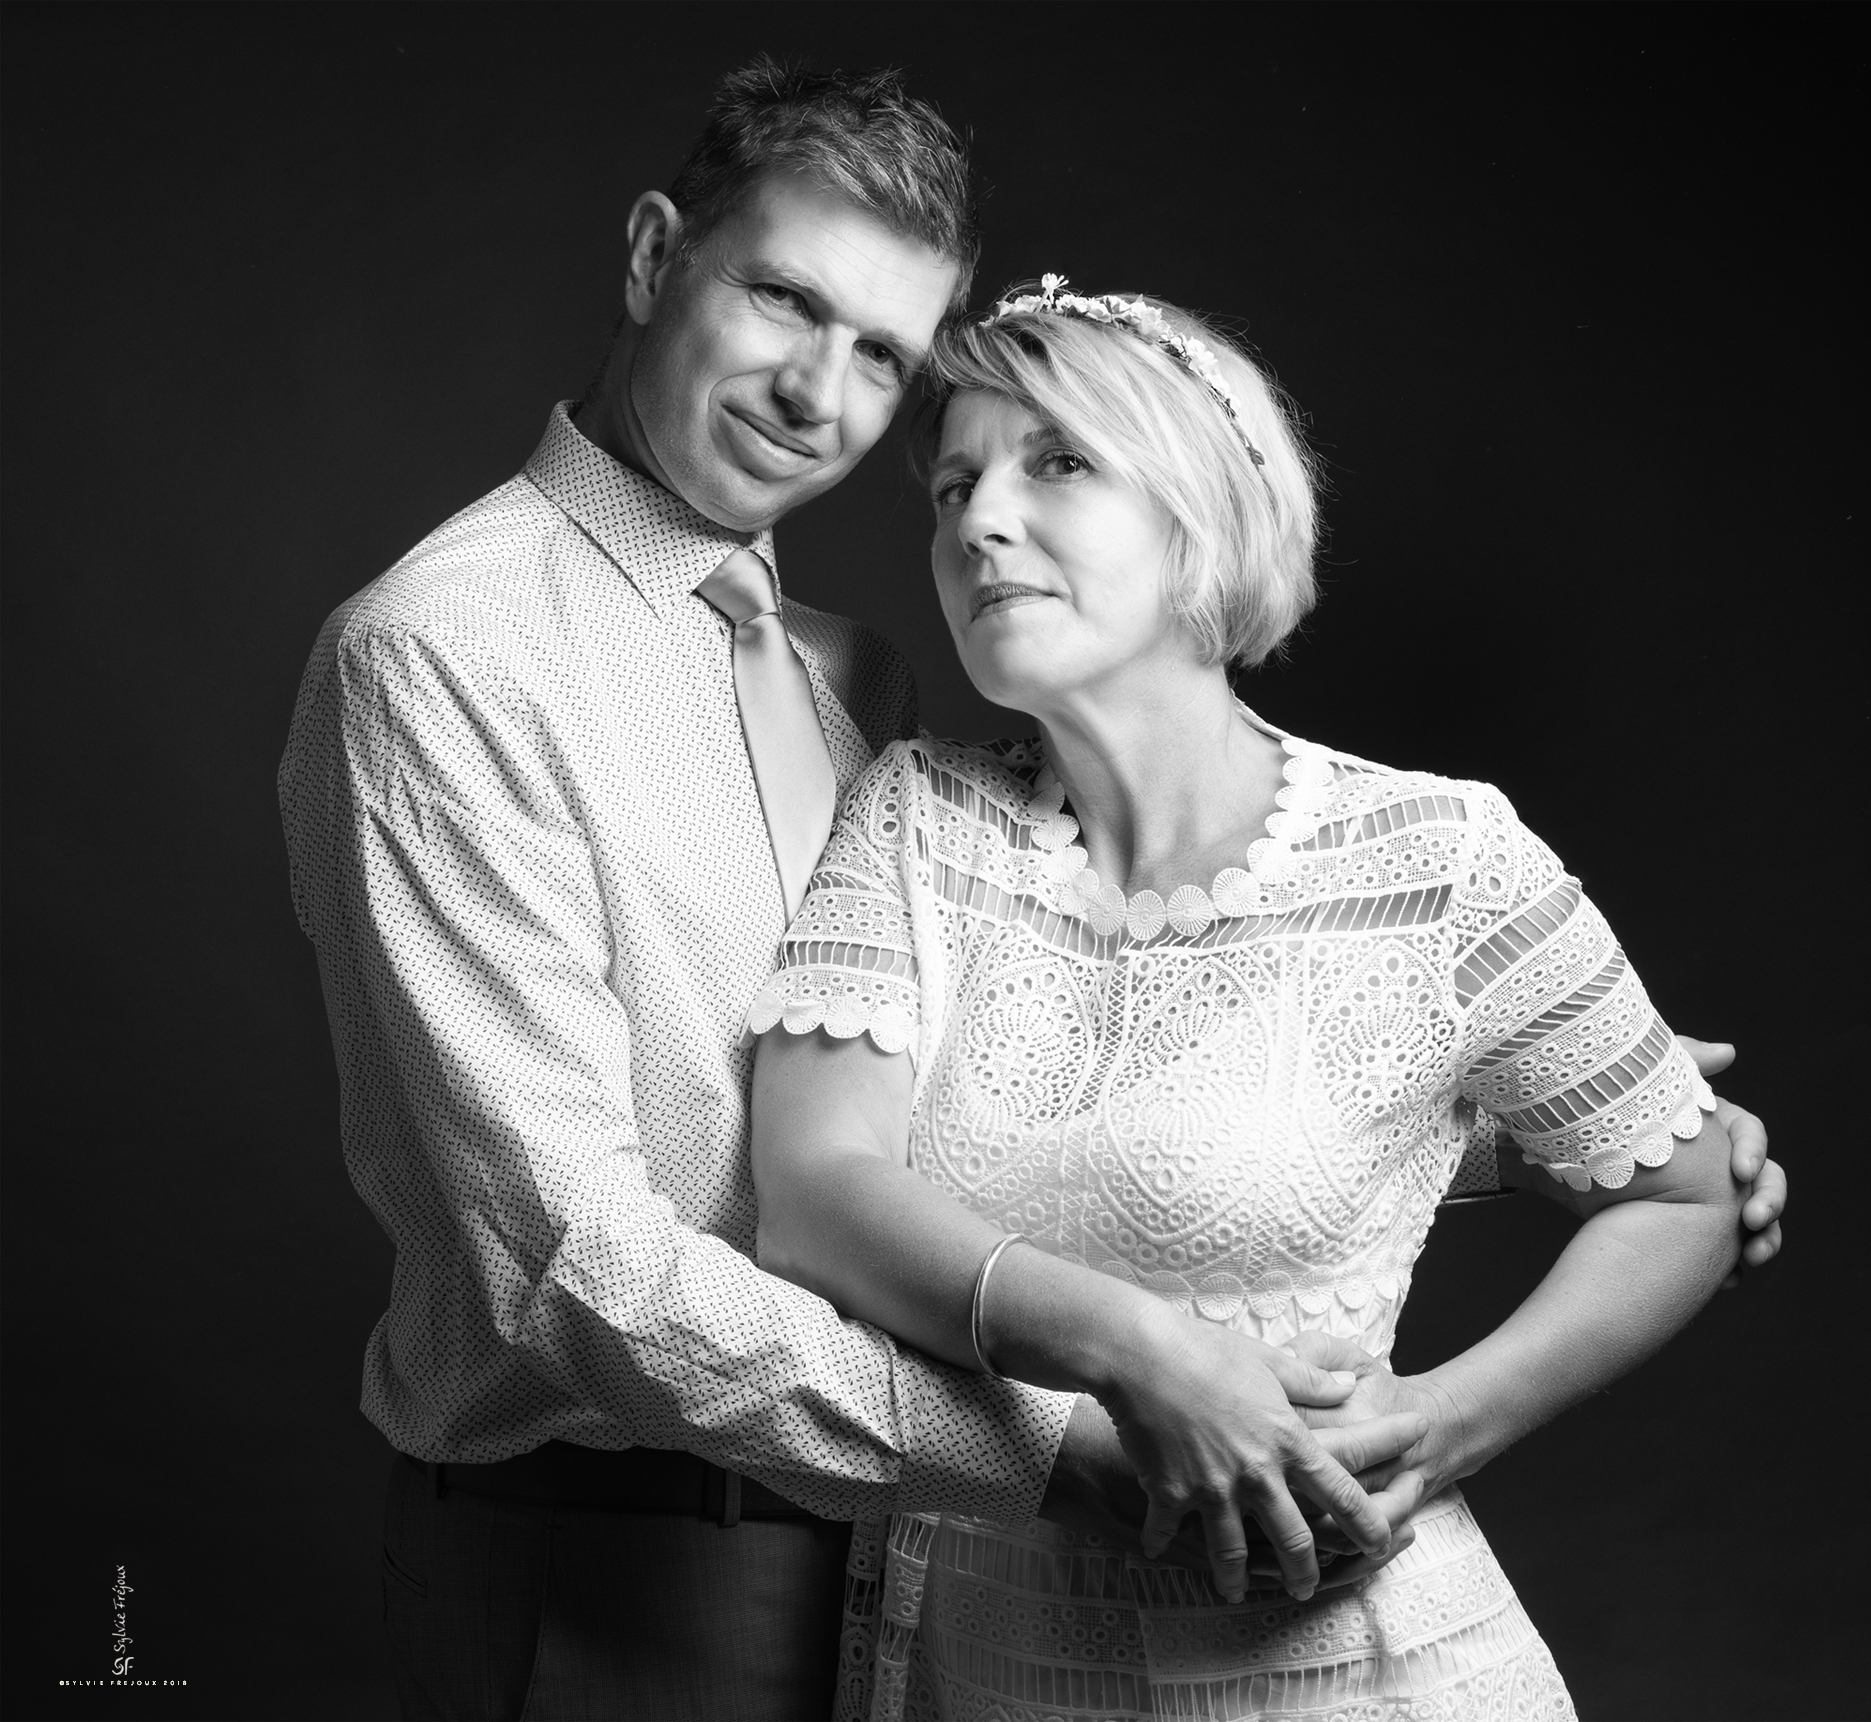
left=1019, top=703, right=1341, bottom=939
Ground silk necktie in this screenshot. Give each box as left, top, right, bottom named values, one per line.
left=696, top=549, right=837, bottom=921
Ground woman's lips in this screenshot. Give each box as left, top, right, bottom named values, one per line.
left=969, top=583, right=1053, bottom=621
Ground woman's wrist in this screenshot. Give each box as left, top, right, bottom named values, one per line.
left=1409, top=1366, right=1498, bottom=1491
left=1046, top=1277, right=1186, bottom=1415
left=1095, top=1294, right=1190, bottom=1415
left=985, top=1244, right=1178, bottom=1402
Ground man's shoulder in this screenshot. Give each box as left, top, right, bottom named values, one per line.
left=337, top=473, right=574, bottom=645
left=285, top=472, right=608, bottom=774
left=782, top=596, right=909, bottom=686
left=783, top=598, right=919, bottom=756
left=300, top=468, right=657, bottom=717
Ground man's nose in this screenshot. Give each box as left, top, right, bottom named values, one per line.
left=774, top=337, right=848, bottom=427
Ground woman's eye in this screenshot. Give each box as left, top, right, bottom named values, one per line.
left=933, top=476, right=974, bottom=508
left=1036, top=449, right=1089, bottom=478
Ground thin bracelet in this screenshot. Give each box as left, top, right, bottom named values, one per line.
left=969, top=1233, right=1029, bottom=1379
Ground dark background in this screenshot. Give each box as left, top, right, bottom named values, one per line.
left=2, top=5, right=1861, bottom=1718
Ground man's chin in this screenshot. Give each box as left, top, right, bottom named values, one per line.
left=694, top=466, right=837, bottom=535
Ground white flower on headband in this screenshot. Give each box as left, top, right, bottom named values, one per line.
left=982, top=276, right=1267, bottom=468
left=1126, top=302, right=1171, bottom=342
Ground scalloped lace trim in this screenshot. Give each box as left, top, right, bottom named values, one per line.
left=1020, top=706, right=1344, bottom=937
left=1522, top=1068, right=1715, bottom=1191
left=746, top=981, right=918, bottom=1057
left=1098, top=1256, right=1411, bottom=1322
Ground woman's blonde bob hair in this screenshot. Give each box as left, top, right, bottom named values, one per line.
left=918, top=290, right=1320, bottom=669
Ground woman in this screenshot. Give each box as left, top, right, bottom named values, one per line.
left=748, top=278, right=1748, bottom=1720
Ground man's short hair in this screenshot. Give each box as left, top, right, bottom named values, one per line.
left=668, top=57, right=979, bottom=309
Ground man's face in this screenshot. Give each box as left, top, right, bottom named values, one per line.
left=626, top=173, right=960, bottom=533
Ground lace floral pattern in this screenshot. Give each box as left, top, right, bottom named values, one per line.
left=839, top=1496, right=1574, bottom=1722
left=756, top=713, right=1709, bottom=1720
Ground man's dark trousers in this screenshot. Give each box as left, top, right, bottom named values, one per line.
left=381, top=1446, right=851, bottom=1720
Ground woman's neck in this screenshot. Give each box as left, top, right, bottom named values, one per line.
left=1036, top=667, right=1287, bottom=897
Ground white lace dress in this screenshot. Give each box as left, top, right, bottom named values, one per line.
left=749, top=713, right=1713, bottom=1722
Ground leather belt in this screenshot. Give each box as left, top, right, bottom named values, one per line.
left=405, top=1441, right=819, bottom=1526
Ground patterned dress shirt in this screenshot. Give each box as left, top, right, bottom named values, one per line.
left=279, top=403, right=1075, bottom=1522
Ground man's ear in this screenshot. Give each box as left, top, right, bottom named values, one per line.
left=622, top=191, right=684, bottom=327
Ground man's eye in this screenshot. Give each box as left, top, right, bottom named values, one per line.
left=860, top=342, right=906, bottom=379
left=753, top=283, right=805, bottom=313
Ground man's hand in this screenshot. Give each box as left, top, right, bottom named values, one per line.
left=1676, top=1037, right=1785, bottom=1284
left=1040, top=1394, right=1427, bottom=1597
left=1099, top=1307, right=1436, bottom=1601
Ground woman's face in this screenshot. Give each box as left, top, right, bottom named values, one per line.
left=928, top=390, right=1193, bottom=716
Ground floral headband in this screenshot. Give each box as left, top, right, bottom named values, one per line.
left=981, top=275, right=1266, bottom=468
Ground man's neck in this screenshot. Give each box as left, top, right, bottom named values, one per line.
left=573, top=342, right=759, bottom=546
left=573, top=343, right=672, bottom=494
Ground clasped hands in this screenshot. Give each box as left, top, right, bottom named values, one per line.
left=1042, top=1040, right=1783, bottom=1603
left=1043, top=1312, right=1438, bottom=1606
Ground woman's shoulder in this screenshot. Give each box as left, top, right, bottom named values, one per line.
left=840, top=732, right=1048, bottom=836
left=1240, top=705, right=1468, bottom=801
left=1292, top=734, right=1563, bottom=909
left=1276, top=723, right=1513, bottom=826
left=1330, top=757, right=1505, bottom=817
left=861, top=732, right=1047, bottom=801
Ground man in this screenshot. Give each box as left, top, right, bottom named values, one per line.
left=281, top=60, right=1784, bottom=1722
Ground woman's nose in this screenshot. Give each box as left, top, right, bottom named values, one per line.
left=958, top=473, right=1023, bottom=554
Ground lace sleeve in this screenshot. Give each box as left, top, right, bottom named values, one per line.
left=746, top=741, right=923, bottom=1058
left=1453, top=788, right=1714, bottom=1192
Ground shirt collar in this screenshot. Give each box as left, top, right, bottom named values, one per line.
left=523, top=401, right=778, bottom=618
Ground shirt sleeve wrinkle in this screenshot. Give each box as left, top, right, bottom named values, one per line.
left=318, top=607, right=1063, bottom=1515
left=512, top=1219, right=916, bottom=1492
left=341, top=621, right=580, bottom=829
left=519, top=1219, right=1070, bottom=1521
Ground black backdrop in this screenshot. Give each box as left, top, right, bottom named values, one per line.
left=2, top=5, right=1862, bottom=1718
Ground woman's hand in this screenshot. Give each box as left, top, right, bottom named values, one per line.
left=1042, top=1395, right=1428, bottom=1594
left=1284, top=1332, right=1462, bottom=1501
left=757, top=1028, right=1426, bottom=1603
left=1100, top=1302, right=1429, bottom=1604
left=1313, top=1109, right=1745, bottom=1526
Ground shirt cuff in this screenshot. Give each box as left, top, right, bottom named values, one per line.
left=891, top=1357, right=1077, bottom=1521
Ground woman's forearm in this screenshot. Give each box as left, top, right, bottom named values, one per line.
left=751, top=1033, right=1161, bottom=1398
left=1421, top=1178, right=1742, bottom=1485
left=753, top=1028, right=1429, bottom=1593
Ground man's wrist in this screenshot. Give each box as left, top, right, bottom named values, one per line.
left=1040, top=1395, right=1133, bottom=1519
